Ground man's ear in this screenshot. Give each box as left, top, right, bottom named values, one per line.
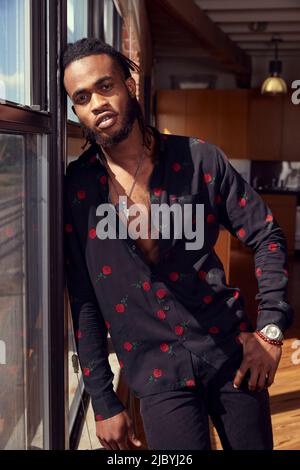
left=125, top=77, right=136, bottom=98
left=72, top=105, right=77, bottom=116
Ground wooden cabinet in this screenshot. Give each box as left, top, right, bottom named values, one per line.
left=248, top=90, right=284, bottom=160
left=156, top=89, right=300, bottom=161
left=156, top=90, right=186, bottom=136
left=185, top=89, right=219, bottom=144
left=217, top=90, right=249, bottom=159
left=281, top=93, right=300, bottom=161
left=156, top=89, right=249, bottom=158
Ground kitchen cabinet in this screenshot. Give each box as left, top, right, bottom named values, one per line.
left=185, top=89, right=219, bottom=144
left=156, top=89, right=300, bottom=161
left=156, top=89, right=249, bottom=159
left=156, top=90, right=186, bottom=136
left=248, top=90, right=284, bottom=160
left=281, top=93, right=300, bottom=161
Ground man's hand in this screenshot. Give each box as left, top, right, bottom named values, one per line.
left=233, top=332, right=282, bottom=392
left=96, top=410, right=142, bottom=450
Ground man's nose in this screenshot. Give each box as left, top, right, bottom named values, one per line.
left=90, top=92, right=108, bottom=115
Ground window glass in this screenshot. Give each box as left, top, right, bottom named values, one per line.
left=0, top=133, right=49, bottom=449
left=67, top=0, right=89, bottom=122
left=0, top=0, right=31, bottom=105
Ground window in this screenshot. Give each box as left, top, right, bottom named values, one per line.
left=0, top=133, right=49, bottom=449
left=67, top=0, right=89, bottom=123
left=0, top=0, right=31, bottom=105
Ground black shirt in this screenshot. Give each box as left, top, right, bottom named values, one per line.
left=64, top=127, right=294, bottom=421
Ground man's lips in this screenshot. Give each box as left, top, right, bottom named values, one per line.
left=95, top=112, right=118, bottom=129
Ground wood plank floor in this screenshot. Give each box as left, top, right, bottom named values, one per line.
left=210, top=248, right=300, bottom=450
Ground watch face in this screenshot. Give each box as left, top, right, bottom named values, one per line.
left=265, top=325, right=280, bottom=340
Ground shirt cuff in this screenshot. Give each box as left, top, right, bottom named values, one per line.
left=90, top=390, right=126, bottom=421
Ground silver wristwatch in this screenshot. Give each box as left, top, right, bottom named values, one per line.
left=259, top=324, right=284, bottom=342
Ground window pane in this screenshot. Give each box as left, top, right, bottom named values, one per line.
left=67, top=0, right=89, bottom=123
left=0, top=133, right=49, bottom=449
left=0, top=0, right=31, bottom=105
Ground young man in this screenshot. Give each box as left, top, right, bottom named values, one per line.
left=63, top=38, right=293, bottom=450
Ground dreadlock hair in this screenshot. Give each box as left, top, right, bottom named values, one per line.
left=62, top=37, right=152, bottom=151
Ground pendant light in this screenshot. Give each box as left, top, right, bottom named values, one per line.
left=261, top=37, right=287, bottom=95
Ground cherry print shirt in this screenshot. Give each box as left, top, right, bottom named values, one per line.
left=64, top=127, right=294, bottom=421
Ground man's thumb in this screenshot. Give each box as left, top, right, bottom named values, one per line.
left=127, top=424, right=142, bottom=446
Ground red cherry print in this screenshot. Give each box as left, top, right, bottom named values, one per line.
left=102, top=265, right=112, bottom=275
left=169, top=272, right=179, bottom=282
left=65, top=224, right=73, bottom=233
left=153, top=187, right=162, bottom=197
left=153, top=368, right=163, bottom=378
left=115, top=304, right=125, bottom=313
left=100, top=175, right=107, bottom=185
left=237, top=228, right=246, bottom=238
left=89, top=228, right=97, bottom=239
left=256, top=268, right=262, bottom=277
left=83, top=367, right=90, bottom=376
left=172, top=162, right=181, bottom=172
left=175, top=325, right=184, bottom=336
left=207, top=214, right=215, bottom=223
left=119, top=360, right=124, bottom=369
left=266, top=214, right=273, bottom=222
left=239, top=322, right=247, bottom=331
left=160, top=343, right=169, bottom=352
left=77, top=190, right=86, bottom=200
left=156, top=289, right=167, bottom=299
left=214, top=194, right=222, bottom=205
left=203, top=295, right=213, bottom=304
left=142, top=281, right=151, bottom=291
left=268, top=243, right=278, bottom=252
left=186, top=379, right=195, bottom=387
left=233, top=291, right=240, bottom=300
left=76, top=330, right=82, bottom=339
left=105, top=320, right=110, bottom=330
left=156, top=309, right=166, bottom=320
left=239, top=197, right=247, bottom=208
left=204, top=173, right=212, bottom=184
left=198, top=271, right=207, bottom=280
left=123, top=341, right=133, bottom=351
left=95, top=414, right=104, bottom=421
left=208, top=326, right=220, bottom=334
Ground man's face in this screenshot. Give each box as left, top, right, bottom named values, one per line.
left=63, top=53, right=137, bottom=146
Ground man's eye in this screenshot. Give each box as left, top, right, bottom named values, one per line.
left=76, top=94, right=89, bottom=103
left=101, top=83, right=112, bottom=91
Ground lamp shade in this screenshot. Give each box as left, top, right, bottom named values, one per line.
left=261, top=76, right=288, bottom=95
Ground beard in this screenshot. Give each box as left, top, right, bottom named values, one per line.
left=81, top=92, right=139, bottom=148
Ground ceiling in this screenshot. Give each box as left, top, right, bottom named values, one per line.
left=194, top=0, right=300, bottom=57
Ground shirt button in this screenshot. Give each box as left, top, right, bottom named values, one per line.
left=132, top=244, right=136, bottom=250
left=163, top=305, right=170, bottom=311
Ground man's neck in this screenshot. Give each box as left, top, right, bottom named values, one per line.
left=98, top=121, right=153, bottom=174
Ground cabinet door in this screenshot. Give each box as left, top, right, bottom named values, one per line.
left=281, top=93, right=300, bottom=161
left=217, top=90, right=249, bottom=159
left=185, top=90, right=219, bottom=143
left=156, top=90, right=186, bottom=136
left=248, top=91, right=283, bottom=160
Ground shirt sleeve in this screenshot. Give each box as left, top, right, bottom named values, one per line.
left=214, top=145, right=294, bottom=334
left=64, top=181, right=125, bottom=421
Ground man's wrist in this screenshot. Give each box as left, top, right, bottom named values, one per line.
left=256, top=323, right=284, bottom=346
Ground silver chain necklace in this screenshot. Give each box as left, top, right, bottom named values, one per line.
left=98, top=145, right=146, bottom=219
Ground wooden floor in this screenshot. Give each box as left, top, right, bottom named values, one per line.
left=210, top=248, right=300, bottom=450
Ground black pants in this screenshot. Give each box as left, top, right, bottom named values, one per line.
left=139, top=349, right=274, bottom=450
